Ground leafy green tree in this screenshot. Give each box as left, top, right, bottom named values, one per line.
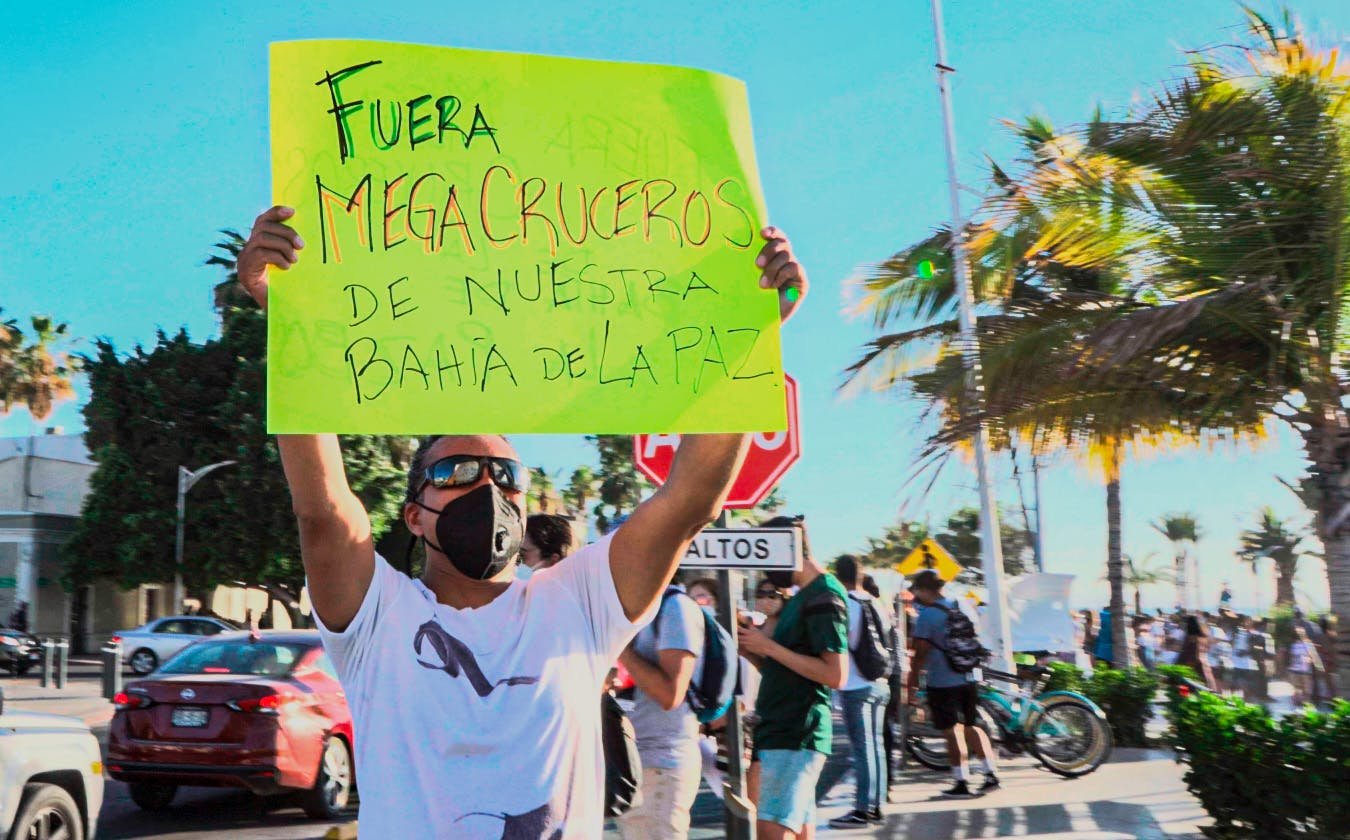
left=856, top=520, right=930, bottom=569
left=934, top=506, right=1032, bottom=584
left=62, top=236, right=407, bottom=623
left=588, top=434, right=652, bottom=533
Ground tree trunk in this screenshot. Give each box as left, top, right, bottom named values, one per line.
left=261, top=583, right=306, bottom=629
left=1106, top=442, right=1129, bottom=669
left=1300, top=416, right=1350, bottom=698
left=1275, top=563, right=1296, bottom=608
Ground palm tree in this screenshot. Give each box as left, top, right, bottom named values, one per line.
left=0, top=312, right=78, bottom=512
left=527, top=467, right=559, bottom=514
left=1238, top=507, right=1307, bottom=608
left=1152, top=513, right=1202, bottom=610
left=205, top=230, right=258, bottom=312
left=845, top=113, right=1247, bottom=667
left=1123, top=552, right=1174, bottom=615
left=563, top=466, right=598, bottom=517
left=0, top=315, right=77, bottom=422
left=848, top=9, right=1350, bottom=684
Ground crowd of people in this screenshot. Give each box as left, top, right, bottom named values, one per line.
left=1078, top=600, right=1340, bottom=708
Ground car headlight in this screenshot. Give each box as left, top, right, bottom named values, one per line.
left=0, top=635, right=17, bottom=646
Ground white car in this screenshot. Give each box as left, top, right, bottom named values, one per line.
left=0, top=691, right=105, bottom=840
left=113, top=615, right=240, bottom=676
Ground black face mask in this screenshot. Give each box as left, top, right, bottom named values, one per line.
left=414, top=483, right=523, bottom=580
left=763, top=569, right=796, bottom=590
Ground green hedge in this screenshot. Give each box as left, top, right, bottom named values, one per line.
left=1043, top=662, right=1158, bottom=747
left=1165, top=690, right=1350, bottom=839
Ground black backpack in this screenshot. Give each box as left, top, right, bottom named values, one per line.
left=601, top=691, right=643, bottom=817
left=654, top=589, right=738, bottom=723
left=936, top=603, right=991, bottom=673
left=848, top=593, right=892, bottom=681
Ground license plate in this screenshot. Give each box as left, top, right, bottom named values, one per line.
left=171, top=707, right=209, bottom=727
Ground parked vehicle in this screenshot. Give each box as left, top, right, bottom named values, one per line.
left=112, top=615, right=240, bottom=676
left=0, top=628, right=42, bottom=676
left=106, top=630, right=354, bottom=819
left=0, top=687, right=105, bottom=840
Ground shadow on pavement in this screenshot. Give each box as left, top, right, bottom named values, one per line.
left=874, top=798, right=1174, bottom=839
left=96, top=780, right=356, bottom=840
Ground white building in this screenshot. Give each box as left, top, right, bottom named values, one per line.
left=0, top=433, right=292, bottom=652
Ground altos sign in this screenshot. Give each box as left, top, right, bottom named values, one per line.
left=633, top=375, right=800, bottom=509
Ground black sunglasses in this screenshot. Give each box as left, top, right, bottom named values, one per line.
left=755, top=589, right=784, bottom=600
left=420, top=455, right=530, bottom=494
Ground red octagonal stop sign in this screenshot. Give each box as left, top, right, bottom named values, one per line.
left=633, top=375, right=801, bottom=509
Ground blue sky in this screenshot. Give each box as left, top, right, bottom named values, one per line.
left=2, top=0, right=1344, bottom=610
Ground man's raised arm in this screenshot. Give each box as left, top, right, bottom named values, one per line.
left=237, top=206, right=375, bottom=633
left=609, top=227, right=808, bottom=622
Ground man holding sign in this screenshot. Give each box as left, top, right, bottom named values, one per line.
left=234, top=201, right=805, bottom=838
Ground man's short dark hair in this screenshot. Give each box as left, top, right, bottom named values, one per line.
left=910, top=569, right=944, bottom=592
left=759, top=514, right=811, bottom=560
left=526, top=513, right=574, bottom=562
left=835, top=554, right=860, bottom=586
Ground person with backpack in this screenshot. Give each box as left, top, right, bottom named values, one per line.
left=827, top=556, right=892, bottom=829
left=906, top=569, right=999, bottom=798
left=615, top=579, right=709, bottom=839
left=738, top=515, right=848, bottom=840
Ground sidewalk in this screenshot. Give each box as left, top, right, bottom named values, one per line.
left=605, top=701, right=1211, bottom=840
left=0, top=659, right=116, bottom=732
left=814, top=748, right=1209, bottom=839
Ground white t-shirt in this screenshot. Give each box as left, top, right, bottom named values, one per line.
left=313, top=534, right=650, bottom=839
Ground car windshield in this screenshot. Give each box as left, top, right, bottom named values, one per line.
left=158, top=640, right=308, bottom=678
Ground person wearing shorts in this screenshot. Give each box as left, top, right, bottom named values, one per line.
left=738, top=516, right=848, bottom=840
left=906, top=570, right=999, bottom=798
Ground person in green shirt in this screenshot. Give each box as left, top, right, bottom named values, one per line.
left=738, top=516, right=848, bottom=840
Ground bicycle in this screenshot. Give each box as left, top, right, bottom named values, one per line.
left=904, top=666, right=1113, bottom=778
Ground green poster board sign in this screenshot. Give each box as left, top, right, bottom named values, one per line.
left=268, top=40, right=786, bottom=434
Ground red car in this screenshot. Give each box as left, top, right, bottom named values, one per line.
left=106, top=629, right=354, bottom=819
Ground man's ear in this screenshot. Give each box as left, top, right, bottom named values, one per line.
left=403, top=501, right=425, bottom=537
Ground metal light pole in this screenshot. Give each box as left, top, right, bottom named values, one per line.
left=174, top=461, right=236, bottom=613
left=930, top=0, right=1014, bottom=670
left=1032, top=456, right=1046, bottom=573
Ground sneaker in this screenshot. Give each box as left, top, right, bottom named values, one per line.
left=979, top=773, right=1001, bottom=793
left=867, top=807, right=884, bottom=824
left=827, top=810, right=874, bottom=829
left=941, top=780, right=975, bottom=798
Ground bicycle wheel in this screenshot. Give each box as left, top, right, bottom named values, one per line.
left=1027, top=695, right=1113, bottom=777
left=904, top=703, right=1000, bottom=772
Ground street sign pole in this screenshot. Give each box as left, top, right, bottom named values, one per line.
left=712, top=513, right=755, bottom=840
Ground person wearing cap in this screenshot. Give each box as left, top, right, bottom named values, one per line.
left=906, top=569, right=999, bottom=798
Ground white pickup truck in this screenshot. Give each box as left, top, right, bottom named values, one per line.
left=0, top=690, right=104, bottom=840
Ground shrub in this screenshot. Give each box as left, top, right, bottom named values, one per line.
left=1040, top=662, right=1158, bottom=747
left=1167, top=692, right=1350, bottom=839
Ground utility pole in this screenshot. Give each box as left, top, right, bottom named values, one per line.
left=930, top=0, right=1014, bottom=670
left=174, top=461, right=236, bottom=613
left=1033, top=456, right=1046, bottom=573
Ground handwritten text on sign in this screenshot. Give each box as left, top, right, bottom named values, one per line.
left=267, top=41, right=786, bottom=434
